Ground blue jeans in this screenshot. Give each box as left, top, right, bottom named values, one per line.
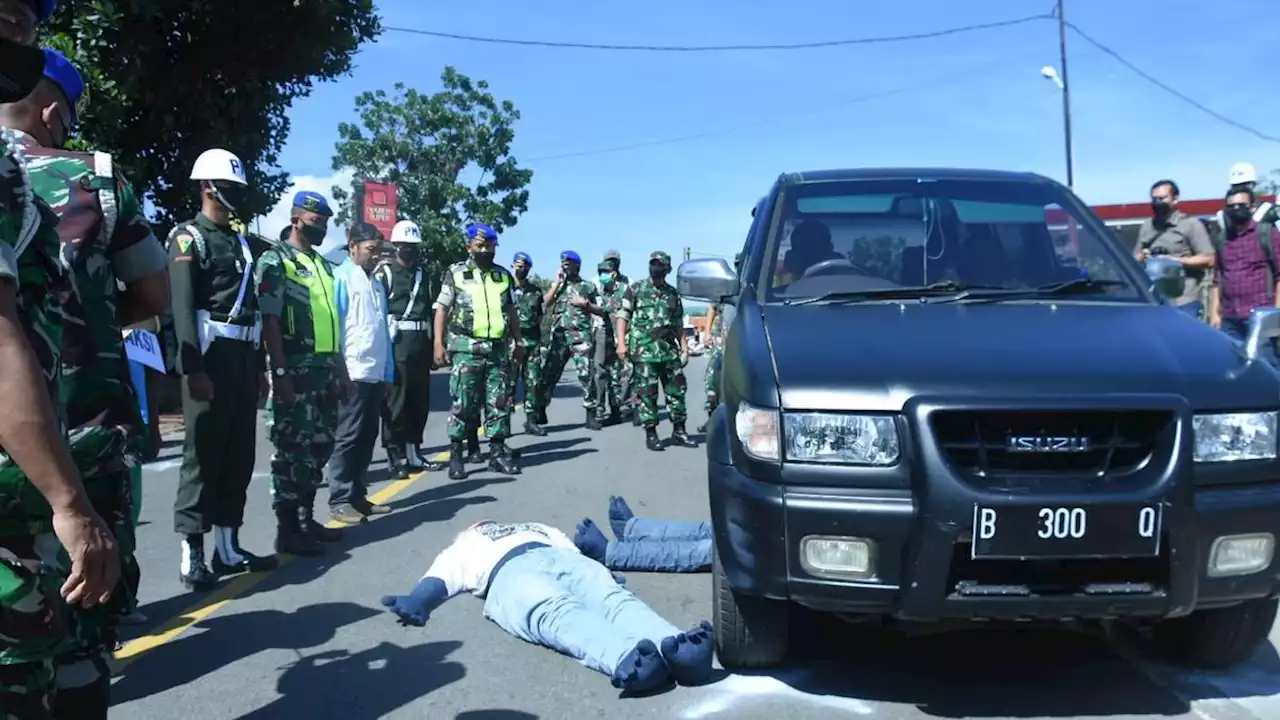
left=606, top=517, right=713, bottom=573
left=482, top=547, right=680, bottom=676
left=1221, top=316, right=1280, bottom=368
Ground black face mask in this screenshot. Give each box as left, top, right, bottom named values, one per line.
left=649, top=266, right=668, bottom=280
left=1151, top=200, right=1173, bottom=218
left=0, top=38, right=46, bottom=105
left=212, top=183, right=248, bottom=213
left=471, top=250, right=495, bottom=267
left=396, top=246, right=418, bottom=262
left=1226, top=206, right=1253, bottom=226
left=515, top=267, right=530, bottom=280
left=297, top=223, right=326, bottom=245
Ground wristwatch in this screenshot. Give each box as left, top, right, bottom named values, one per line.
left=273, top=367, right=286, bottom=377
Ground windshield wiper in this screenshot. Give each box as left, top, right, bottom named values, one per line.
left=928, top=276, right=1130, bottom=304
left=784, top=280, right=1004, bottom=306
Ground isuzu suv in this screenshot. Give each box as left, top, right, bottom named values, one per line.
left=678, top=168, right=1280, bottom=671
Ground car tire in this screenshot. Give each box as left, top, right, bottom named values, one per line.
left=712, top=544, right=789, bottom=669
left=1149, top=597, right=1278, bottom=669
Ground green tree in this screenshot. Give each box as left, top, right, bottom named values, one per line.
left=529, top=274, right=553, bottom=293
left=1260, top=170, right=1280, bottom=197
left=44, top=0, right=380, bottom=233
left=330, top=68, right=533, bottom=277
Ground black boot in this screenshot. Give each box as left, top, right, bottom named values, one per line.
left=670, top=422, right=698, bottom=448
left=180, top=534, right=217, bottom=591
left=414, top=444, right=445, bottom=472
left=210, top=525, right=277, bottom=575
left=585, top=408, right=602, bottom=431
left=386, top=445, right=411, bottom=479
left=52, top=669, right=109, bottom=720
left=466, top=428, right=484, bottom=463
left=537, top=409, right=548, bottom=425
left=645, top=426, right=664, bottom=452
left=448, top=441, right=467, bottom=480
left=524, top=415, right=547, bottom=436
left=488, top=440, right=521, bottom=475
left=303, top=499, right=343, bottom=543
left=274, top=507, right=322, bottom=557
left=632, top=407, right=642, bottom=426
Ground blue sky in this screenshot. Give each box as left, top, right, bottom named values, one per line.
left=253, top=0, right=1280, bottom=268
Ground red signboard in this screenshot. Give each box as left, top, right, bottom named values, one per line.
left=360, top=180, right=398, bottom=240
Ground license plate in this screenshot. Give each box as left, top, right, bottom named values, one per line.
left=971, top=503, right=1163, bottom=559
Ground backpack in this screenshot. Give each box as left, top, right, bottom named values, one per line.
left=1213, top=220, right=1278, bottom=299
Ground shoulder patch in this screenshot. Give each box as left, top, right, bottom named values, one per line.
left=174, top=233, right=192, bottom=254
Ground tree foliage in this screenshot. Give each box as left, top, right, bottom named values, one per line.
left=330, top=67, right=533, bottom=276
left=1260, top=170, right=1280, bottom=198
left=43, top=0, right=380, bottom=234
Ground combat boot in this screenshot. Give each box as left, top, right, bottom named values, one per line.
left=585, top=408, right=602, bottom=431
left=304, top=499, right=343, bottom=542
left=274, top=507, right=322, bottom=557
left=448, top=441, right=467, bottom=480
left=211, top=525, right=278, bottom=575
left=645, top=426, right=665, bottom=452
left=180, top=534, right=217, bottom=591
left=386, top=445, right=411, bottom=478
left=670, top=422, right=698, bottom=448
left=466, top=428, right=484, bottom=464
left=537, top=409, right=548, bottom=425
left=524, top=415, right=547, bottom=436
left=488, top=440, right=521, bottom=475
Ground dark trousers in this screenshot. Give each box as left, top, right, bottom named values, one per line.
left=381, top=331, right=431, bottom=447
left=174, top=339, right=259, bottom=535
left=328, top=380, right=385, bottom=509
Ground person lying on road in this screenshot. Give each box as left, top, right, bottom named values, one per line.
left=379, top=519, right=714, bottom=695
left=574, top=496, right=712, bottom=573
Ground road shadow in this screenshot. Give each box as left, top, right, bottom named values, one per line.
left=456, top=711, right=539, bottom=720
left=519, top=447, right=597, bottom=469
left=111, top=601, right=379, bottom=705
left=1116, top=626, right=1280, bottom=708
left=735, top=614, right=1193, bottom=717
left=236, top=640, right=466, bottom=718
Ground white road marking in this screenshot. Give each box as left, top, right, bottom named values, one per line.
left=678, top=672, right=875, bottom=718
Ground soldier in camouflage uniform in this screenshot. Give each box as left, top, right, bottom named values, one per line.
left=255, top=193, right=349, bottom=556
left=0, top=23, right=122, bottom=717
left=509, top=251, right=544, bottom=423
left=12, top=48, right=170, bottom=715
left=697, top=253, right=741, bottom=434
left=433, top=223, right=523, bottom=478
left=526, top=251, right=607, bottom=435
left=593, top=257, right=631, bottom=425
left=616, top=251, right=698, bottom=451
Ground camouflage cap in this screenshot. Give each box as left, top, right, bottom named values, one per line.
left=604, top=249, right=621, bottom=262
left=649, top=251, right=671, bottom=266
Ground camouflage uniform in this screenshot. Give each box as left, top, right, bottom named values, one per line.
left=509, top=274, right=544, bottom=413
left=530, top=276, right=598, bottom=418
left=618, top=253, right=691, bottom=441
left=594, top=273, right=631, bottom=420
left=26, top=139, right=168, bottom=704
left=704, top=302, right=725, bottom=413
left=0, top=128, right=74, bottom=717
left=254, top=242, right=343, bottom=550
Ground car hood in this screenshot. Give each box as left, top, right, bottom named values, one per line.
left=760, top=302, right=1280, bottom=412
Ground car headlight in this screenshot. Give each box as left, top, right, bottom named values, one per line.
left=1193, top=412, right=1278, bottom=462
left=735, top=402, right=781, bottom=461
left=783, top=412, right=899, bottom=465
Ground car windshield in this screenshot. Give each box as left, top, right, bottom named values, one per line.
left=762, top=178, right=1145, bottom=303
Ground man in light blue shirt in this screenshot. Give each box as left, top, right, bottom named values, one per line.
left=327, top=223, right=395, bottom=524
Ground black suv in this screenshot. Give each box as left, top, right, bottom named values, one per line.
left=678, top=168, right=1280, bottom=671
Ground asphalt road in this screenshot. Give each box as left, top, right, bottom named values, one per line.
left=110, top=357, right=1280, bottom=719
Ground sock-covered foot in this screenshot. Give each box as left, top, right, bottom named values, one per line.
left=380, top=594, right=429, bottom=626
left=608, top=495, right=634, bottom=538
left=610, top=639, right=671, bottom=695
left=660, top=621, right=715, bottom=686
left=574, top=518, right=608, bottom=563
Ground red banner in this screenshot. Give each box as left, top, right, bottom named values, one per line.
left=360, top=180, right=398, bottom=240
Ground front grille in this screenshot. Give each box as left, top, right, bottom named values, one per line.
left=931, top=410, right=1172, bottom=476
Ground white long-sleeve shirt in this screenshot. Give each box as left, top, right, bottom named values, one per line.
left=334, top=258, right=394, bottom=383
left=422, top=522, right=578, bottom=601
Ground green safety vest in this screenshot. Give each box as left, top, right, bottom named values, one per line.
left=452, top=265, right=511, bottom=339
left=281, top=251, right=340, bottom=353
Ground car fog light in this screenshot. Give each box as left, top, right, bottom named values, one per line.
left=1207, top=533, right=1275, bottom=578
left=800, top=536, right=875, bottom=580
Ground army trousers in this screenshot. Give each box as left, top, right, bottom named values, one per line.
left=174, top=338, right=260, bottom=535
left=530, top=329, right=595, bottom=414
left=704, top=348, right=723, bottom=412
left=0, top=531, right=68, bottom=719
left=382, top=330, right=433, bottom=447
left=448, top=344, right=512, bottom=442
left=591, top=326, right=630, bottom=419
left=267, top=364, right=340, bottom=512
left=507, top=332, right=542, bottom=413
left=634, top=359, right=689, bottom=428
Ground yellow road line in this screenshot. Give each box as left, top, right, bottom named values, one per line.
left=113, top=435, right=480, bottom=669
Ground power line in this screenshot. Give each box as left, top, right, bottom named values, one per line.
left=383, top=14, right=1051, bottom=52
left=523, top=53, right=1034, bottom=163
left=1066, top=22, right=1280, bottom=144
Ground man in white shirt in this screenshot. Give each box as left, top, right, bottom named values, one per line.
left=379, top=520, right=714, bottom=695
left=326, top=223, right=395, bottom=524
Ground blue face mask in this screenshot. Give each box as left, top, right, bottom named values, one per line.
left=599, top=273, right=613, bottom=285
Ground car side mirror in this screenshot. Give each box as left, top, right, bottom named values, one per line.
left=1144, top=256, right=1185, bottom=300
left=677, top=258, right=738, bottom=303
left=1245, top=307, right=1280, bottom=363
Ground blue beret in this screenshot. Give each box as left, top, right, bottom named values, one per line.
left=560, top=251, right=581, bottom=264
left=36, top=1, right=55, bottom=22
left=41, top=48, right=82, bottom=125
left=512, top=252, right=532, bottom=266
left=292, top=190, right=332, bottom=217
left=466, top=223, right=497, bottom=243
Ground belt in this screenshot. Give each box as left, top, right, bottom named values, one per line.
left=396, top=320, right=430, bottom=332
left=483, top=541, right=550, bottom=596
left=210, top=323, right=256, bottom=342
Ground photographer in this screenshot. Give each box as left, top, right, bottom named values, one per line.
left=1134, top=179, right=1216, bottom=319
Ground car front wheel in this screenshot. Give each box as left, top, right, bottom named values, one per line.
left=1149, top=597, right=1278, bottom=669
left=712, top=545, right=790, bottom=669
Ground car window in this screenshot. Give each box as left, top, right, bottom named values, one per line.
left=764, top=178, right=1145, bottom=302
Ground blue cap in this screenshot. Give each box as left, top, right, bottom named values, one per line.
left=41, top=48, right=82, bottom=125
left=560, top=250, right=581, bottom=264
left=466, top=222, right=497, bottom=243
left=512, top=252, right=532, bottom=266
left=35, top=1, right=55, bottom=22
left=292, top=190, right=332, bottom=217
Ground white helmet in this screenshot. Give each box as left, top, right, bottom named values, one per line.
left=390, top=220, right=423, bottom=244
left=1229, top=162, right=1257, bottom=186
left=191, top=148, right=248, bottom=186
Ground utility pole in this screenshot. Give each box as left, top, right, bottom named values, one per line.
left=1057, top=0, right=1075, bottom=190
